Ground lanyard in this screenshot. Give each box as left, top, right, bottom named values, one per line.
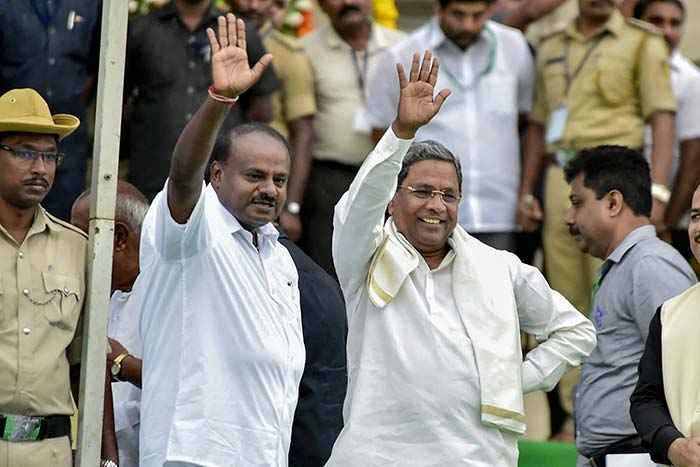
left=436, top=27, right=496, bottom=91
left=351, top=49, right=369, bottom=98
left=563, top=33, right=606, bottom=96
left=29, top=0, right=61, bottom=29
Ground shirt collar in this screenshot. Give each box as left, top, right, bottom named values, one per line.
left=565, top=9, right=625, bottom=41
left=206, top=184, right=280, bottom=246
left=605, top=224, right=657, bottom=265
left=428, top=18, right=495, bottom=51
left=322, top=21, right=389, bottom=52
left=0, top=205, right=56, bottom=246
left=154, top=1, right=221, bottom=24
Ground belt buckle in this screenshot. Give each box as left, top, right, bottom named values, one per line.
left=1, top=414, right=43, bottom=442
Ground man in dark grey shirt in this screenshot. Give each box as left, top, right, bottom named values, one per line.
left=563, top=145, right=696, bottom=467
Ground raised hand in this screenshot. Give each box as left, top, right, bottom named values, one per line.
left=206, top=14, right=272, bottom=99
left=392, top=51, right=451, bottom=139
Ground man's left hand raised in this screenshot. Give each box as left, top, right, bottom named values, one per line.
left=391, top=50, right=451, bottom=140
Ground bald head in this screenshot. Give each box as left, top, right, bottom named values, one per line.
left=71, top=181, right=149, bottom=235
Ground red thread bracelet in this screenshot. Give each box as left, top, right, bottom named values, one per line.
left=208, top=86, right=239, bottom=105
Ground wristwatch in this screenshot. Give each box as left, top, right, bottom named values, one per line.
left=100, top=460, right=118, bottom=467
left=110, top=353, right=130, bottom=382
left=285, top=201, right=301, bottom=215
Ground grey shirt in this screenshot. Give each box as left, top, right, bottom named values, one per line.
left=575, top=225, right=696, bottom=457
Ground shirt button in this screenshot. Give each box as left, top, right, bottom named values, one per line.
left=188, top=35, right=195, bottom=44
left=63, top=288, right=70, bottom=294
left=48, top=26, right=55, bottom=35
left=48, top=57, right=56, bottom=66
left=46, top=89, right=53, bottom=98
left=23, top=288, right=29, bottom=296
left=186, top=86, right=194, bottom=95
left=576, top=430, right=581, bottom=437
left=188, top=61, right=196, bottom=69
left=184, top=113, right=193, bottom=121
left=23, top=327, right=31, bottom=335
left=18, top=251, right=24, bottom=259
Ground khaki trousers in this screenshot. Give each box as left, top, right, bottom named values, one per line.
left=0, top=436, right=72, bottom=467
left=543, top=164, right=602, bottom=416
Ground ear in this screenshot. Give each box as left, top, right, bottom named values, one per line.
left=606, top=190, right=624, bottom=217
left=210, top=161, right=223, bottom=189
left=388, top=196, right=396, bottom=215
left=114, top=222, right=130, bottom=252
left=433, top=2, right=443, bottom=18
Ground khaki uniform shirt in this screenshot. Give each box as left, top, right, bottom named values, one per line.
left=302, top=22, right=406, bottom=166
left=0, top=206, right=87, bottom=416
left=260, top=22, right=316, bottom=139
left=530, top=10, right=676, bottom=153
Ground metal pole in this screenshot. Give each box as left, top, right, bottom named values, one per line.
left=76, top=0, right=128, bottom=465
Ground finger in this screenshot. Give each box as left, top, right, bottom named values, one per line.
left=397, top=63, right=408, bottom=89
left=227, top=13, right=237, bottom=50
left=428, top=55, right=440, bottom=87
left=533, top=201, right=543, bottom=220
left=206, top=27, right=220, bottom=54
left=236, top=17, right=247, bottom=51
left=250, top=53, right=273, bottom=82
left=419, top=50, right=432, bottom=82
left=433, top=87, right=452, bottom=110
left=409, top=52, right=420, bottom=83
left=218, top=15, right=229, bottom=48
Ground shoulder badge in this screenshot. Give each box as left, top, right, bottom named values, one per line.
left=45, top=210, right=89, bottom=240
left=627, top=17, right=663, bottom=35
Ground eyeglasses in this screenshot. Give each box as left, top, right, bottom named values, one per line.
left=0, top=144, right=64, bottom=166
left=397, top=185, right=462, bottom=204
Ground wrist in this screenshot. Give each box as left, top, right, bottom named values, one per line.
left=651, top=183, right=671, bottom=204
left=208, top=86, right=239, bottom=104
left=100, top=459, right=118, bottom=467
left=391, top=120, right=416, bottom=140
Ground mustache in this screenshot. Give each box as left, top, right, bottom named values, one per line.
left=251, top=194, right=277, bottom=206
left=569, top=226, right=581, bottom=237
left=24, top=177, right=49, bottom=187
left=338, top=5, right=362, bottom=17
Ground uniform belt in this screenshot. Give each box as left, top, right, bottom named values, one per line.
left=0, top=414, right=71, bottom=442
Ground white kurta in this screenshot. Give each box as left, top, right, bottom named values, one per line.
left=138, top=183, right=305, bottom=467
left=328, top=129, right=596, bottom=467
left=109, top=285, right=144, bottom=467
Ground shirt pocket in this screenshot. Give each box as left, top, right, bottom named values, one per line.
left=41, top=272, right=82, bottom=331
left=542, top=64, right=567, bottom=111
left=596, top=58, right=634, bottom=105
left=483, top=75, right=517, bottom=115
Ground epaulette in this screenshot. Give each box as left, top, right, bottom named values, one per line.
left=627, top=18, right=663, bottom=35
left=269, top=30, right=304, bottom=52
left=45, top=210, right=88, bottom=240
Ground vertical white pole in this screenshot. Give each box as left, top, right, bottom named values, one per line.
left=75, top=0, right=128, bottom=465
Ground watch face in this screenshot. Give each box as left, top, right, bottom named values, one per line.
left=110, top=362, right=120, bottom=377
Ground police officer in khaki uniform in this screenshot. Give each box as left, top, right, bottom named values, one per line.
left=226, top=0, right=317, bottom=243
left=516, top=0, right=676, bottom=439
left=518, top=0, right=676, bottom=315
left=0, top=89, right=118, bottom=466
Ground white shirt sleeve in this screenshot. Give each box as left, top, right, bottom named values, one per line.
left=364, top=48, right=402, bottom=130
left=507, top=255, right=597, bottom=393
left=675, top=68, right=700, bottom=141
left=516, top=34, right=535, bottom=114
left=146, top=180, right=212, bottom=261
left=332, top=128, right=413, bottom=292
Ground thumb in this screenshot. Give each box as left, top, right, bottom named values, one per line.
left=532, top=199, right=543, bottom=220
left=433, top=88, right=452, bottom=110
left=250, top=53, right=273, bottom=82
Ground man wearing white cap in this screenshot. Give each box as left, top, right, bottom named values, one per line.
left=0, top=88, right=118, bottom=467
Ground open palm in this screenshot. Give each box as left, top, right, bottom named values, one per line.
left=395, top=51, right=451, bottom=134
left=206, top=14, right=272, bottom=98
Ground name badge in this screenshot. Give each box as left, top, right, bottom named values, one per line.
left=545, top=105, right=568, bottom=145
left=353, top=107, right=372, bottom=135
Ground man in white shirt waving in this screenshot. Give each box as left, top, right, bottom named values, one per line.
left=328, top=51, right=597, bottom=467
left=137, top=14, right=304, bottom=467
